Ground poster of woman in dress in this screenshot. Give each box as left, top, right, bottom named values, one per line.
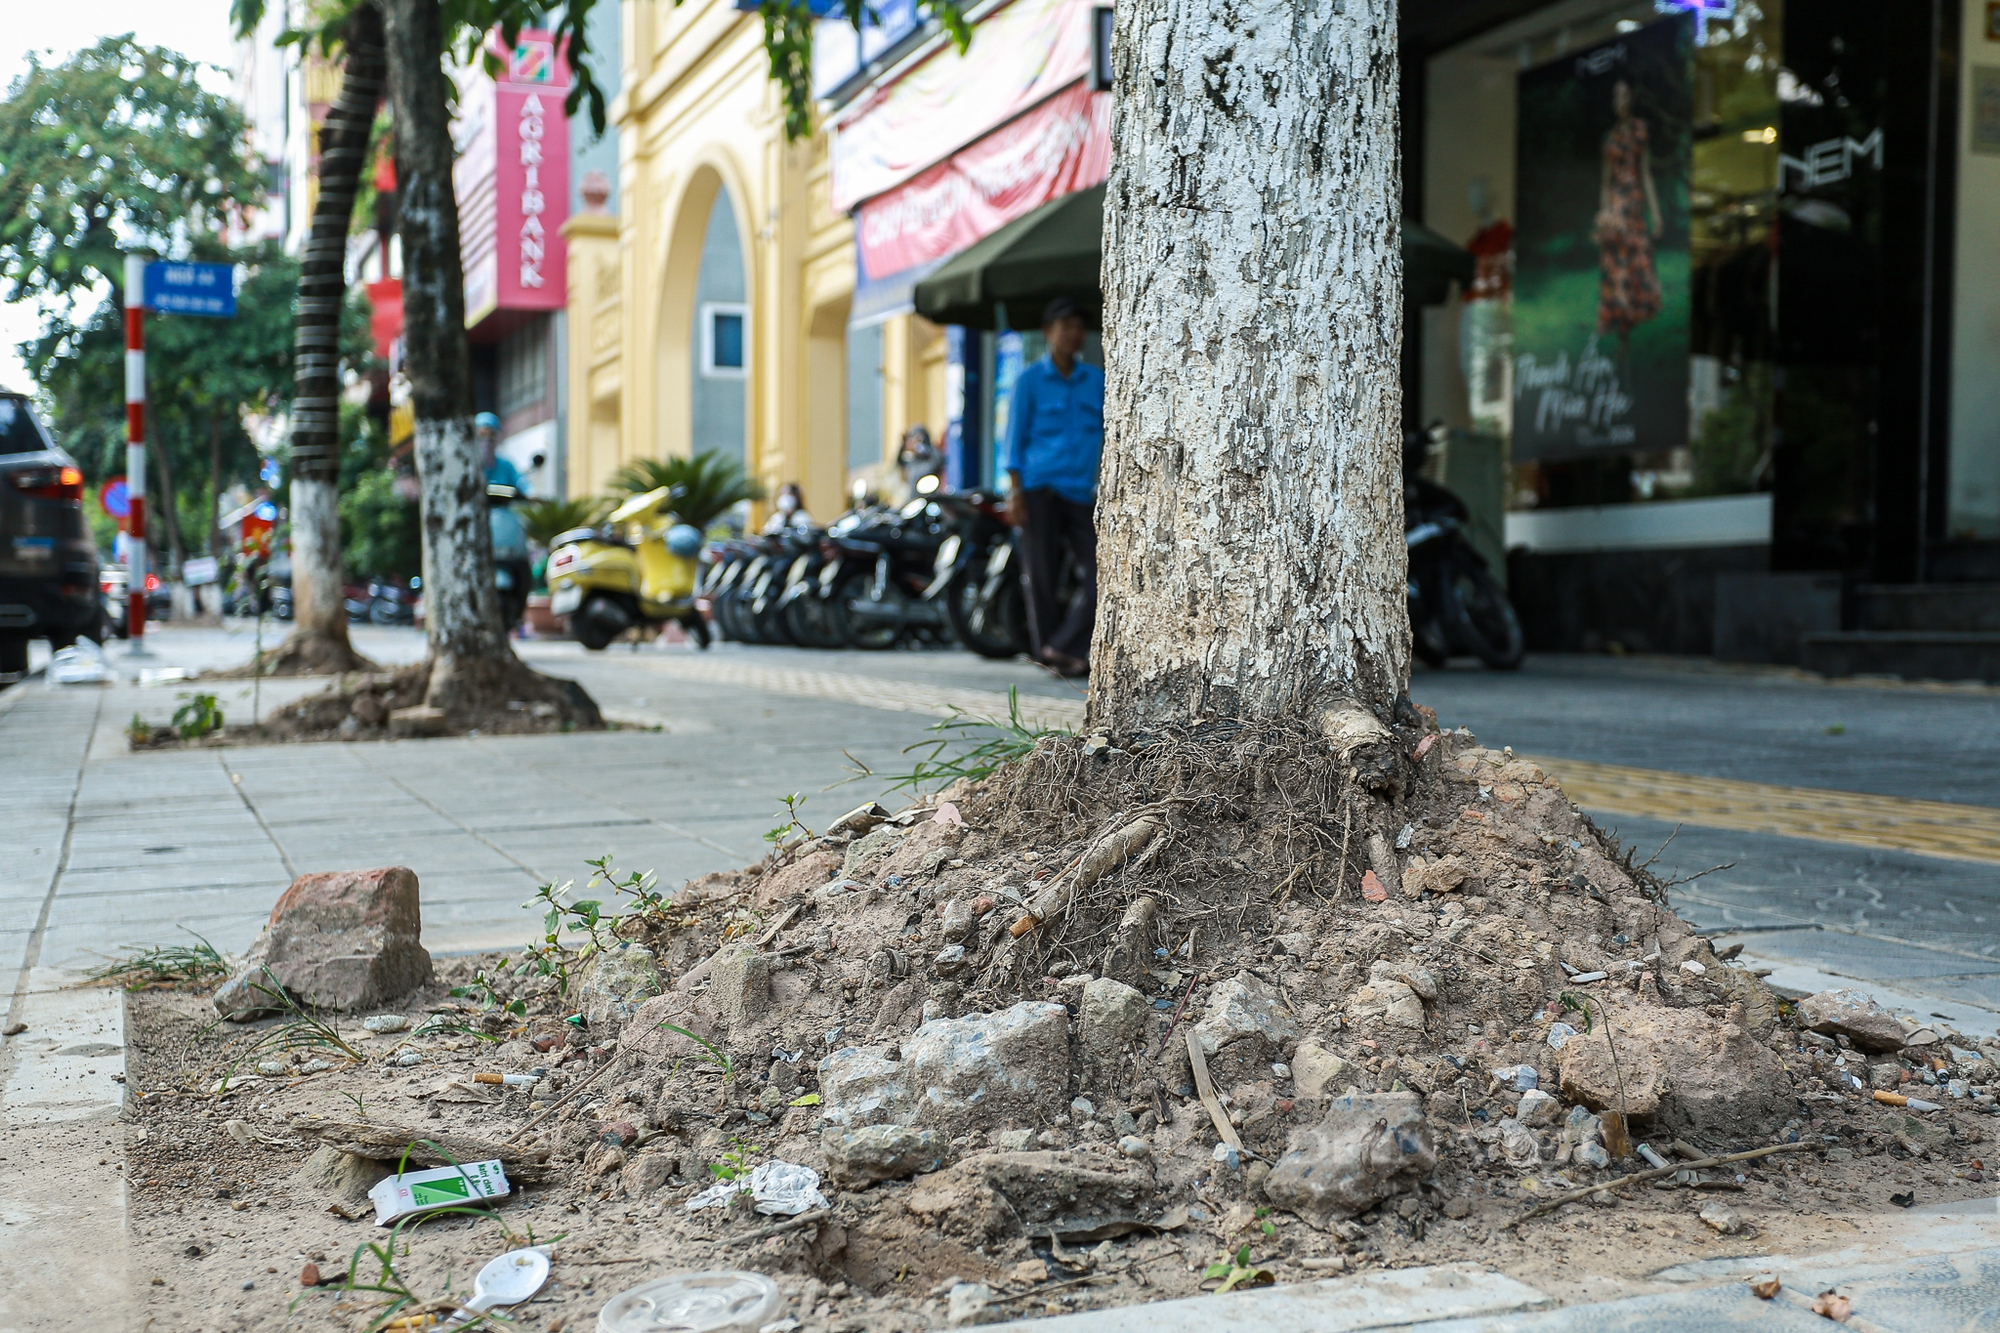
left=1512, top=17, right=1690, bottom=463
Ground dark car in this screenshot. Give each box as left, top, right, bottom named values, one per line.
left=0, top=393, right=101, bottom=674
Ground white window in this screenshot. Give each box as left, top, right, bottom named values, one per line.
left=701, top=302, right=748, bottom=378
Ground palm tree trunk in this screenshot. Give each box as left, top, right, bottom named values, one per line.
left=381, top=0, right=599, bottom=725
left=270, top=1, right=385, bottom=675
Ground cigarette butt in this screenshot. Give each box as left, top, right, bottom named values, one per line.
left=473, top=1072, right=503, bottom=1085
left=1873, top=1089, right=1908, bottom=1106
left=1009, top=912, right=1040, bottom=938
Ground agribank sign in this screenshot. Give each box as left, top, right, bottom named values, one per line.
left=456, top=31, right=572, bottom=328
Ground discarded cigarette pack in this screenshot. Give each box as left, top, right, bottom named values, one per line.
left=368, top=1159, right=511, bottom=1226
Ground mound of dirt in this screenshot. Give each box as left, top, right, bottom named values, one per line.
left=119, top=708, right=2000, bottom=1330
left=192, top=658, right=605, bottom=743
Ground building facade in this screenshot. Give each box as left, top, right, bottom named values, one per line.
left=574, top=0, right=1999, bottom=676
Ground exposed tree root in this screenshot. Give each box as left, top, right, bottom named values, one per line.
left=255, top=652, right=603, bottom=741
left=209, top=629, right=381, bottom=679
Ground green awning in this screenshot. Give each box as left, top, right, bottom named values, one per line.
left=911, top=183, right=1476, bottom=331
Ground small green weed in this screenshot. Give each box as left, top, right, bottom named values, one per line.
left=763, top=792, right=813, bottom=846
left=210, top=968, right=367, bottom=1092
left=709, top=1136, right=759, bottom=1183
left=519, top=854, right=675, bottom=995
left=172, top=692, right=225, bottom=740
left=125, top=712, right=151, bottom=746
left=657, top=1021, right=735, bottom=1078
left=1202, top=1244, right=1274, bottom=1294
left=450, top=962, right=528, bottom=1018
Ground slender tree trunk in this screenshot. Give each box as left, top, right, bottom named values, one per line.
left=208, top=418, right=223, bottom=560
left=381, top=0, right=597, bottom=725
left=272, top=2, right=385, bottom=674
left=1087, top=0, right=1408, bottom=736
left=152, top=437, right=185, bottom=571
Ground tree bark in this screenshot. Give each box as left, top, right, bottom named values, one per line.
left=380, top=0, right=599, bottom=726
left=272, top=2, right=385, bottom=674
left=1088, top=0, right=1409, bottom=736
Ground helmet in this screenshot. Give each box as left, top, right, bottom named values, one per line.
left=474, top=411, right=501, bottom=432
left=665, top=523, right=703, bottom=557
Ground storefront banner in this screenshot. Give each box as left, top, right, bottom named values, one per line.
left=457, top=31, right=573, bottom=328
left=830, top=0, right=1095, bottom=212
left=1511, top=16, right=1693, bottom=462
left=855, top=80, right=1109, bottom=283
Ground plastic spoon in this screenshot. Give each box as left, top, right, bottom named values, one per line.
left=446, top=1248, right=550, bottom=1325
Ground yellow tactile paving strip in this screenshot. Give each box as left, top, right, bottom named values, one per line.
left=622, top=657, right=2000, bottom=866
left=1523, top=754, right=2000, bottom=867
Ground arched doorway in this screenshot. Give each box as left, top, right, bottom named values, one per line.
left=690, top=190, right=747, bottom=467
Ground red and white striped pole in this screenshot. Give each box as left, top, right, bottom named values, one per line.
left=124, top=254, right=149, bottom=652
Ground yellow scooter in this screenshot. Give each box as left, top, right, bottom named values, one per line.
left=546, top=485, right=709, bottom=650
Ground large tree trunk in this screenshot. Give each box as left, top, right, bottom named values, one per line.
left=381, top=0, right=599, bottom=726
left=1088, top=0, right=1408, bottom=736
left=151, top=438, right=185, bottom=571
left=269, top=2, right=385, bottom=675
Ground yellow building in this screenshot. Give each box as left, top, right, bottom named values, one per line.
left=560, top=0, right=951, bottom=518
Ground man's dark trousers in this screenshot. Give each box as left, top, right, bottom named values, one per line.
left=1017, top=487, right=1097, bottom=663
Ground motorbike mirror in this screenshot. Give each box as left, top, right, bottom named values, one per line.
left=486, top=483, right=518, bottom=501
left=409, top=576, right=421, bottom=589
left=915, top=473, right=941, bottom=496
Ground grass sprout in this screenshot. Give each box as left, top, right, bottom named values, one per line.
left=79, top=930, right=229, bottom=991
left=209, top=968, right=367, bottom=1093
left=885, top=687, right=1069, bottom=792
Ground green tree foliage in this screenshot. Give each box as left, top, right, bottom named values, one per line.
left=519, top=495, right=611, bottom=549
left=337, top=401, right=422, bottom=580
left=234, top=0, right=969, bottom=145
left=0, top=38, right=264, bottom=304
left=608, top=450, right=764, bottom=532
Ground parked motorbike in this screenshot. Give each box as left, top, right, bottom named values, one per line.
left=1405, top=433, right=1522, bottom=670
left=365, top=577, right=418, bottom=627
left=922, top=483, right=1029, bottom=658
left=814, top=481, right=955, bottom=649
left=546, top=485, right=709, bottom=651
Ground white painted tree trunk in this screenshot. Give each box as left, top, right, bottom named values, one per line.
left=1089, top=0, right=1409, bottom=735
left=289, top=477, right=346, bottom=640
left=414, top=417, right=508, bottom=688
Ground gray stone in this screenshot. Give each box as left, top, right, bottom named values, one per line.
left=577, top=944, right=661, bottom=1032
left=620, top=1151, right=677, bottom=1196
left=1575, top=1140, right=1612, bottom=1170
left=708, top=942, right=771, bottom=1028
left=1191, top=973, right=1300, bottom=1058
left=1498, top=1118, right=1541, bottom=1170
left=289, top=1144, right=393, bottom=1206
left=1079, top=977, right=1149, bottom=1052
left=822, top=1124, right=947, bottom=1183
left=1346, top=961, right=1426, bottom=1031
left=996, top=1128, right=1035, bottom=1152
left=940, top=898, right=976, bottom=944
left=213, top=866, right=433, bottom=1021
left=818, top=1001, right=1071, bottom=1136
left=842, top=826, right=906, bottom=879
left=1263, top=1091, right=1437, bottom=1228
left=1516, top=1088, right=1560, bottom=1127
left=1291, top=1044, right=1350, bottom=1100
left=1798, top=988, right=1914, bottom=1053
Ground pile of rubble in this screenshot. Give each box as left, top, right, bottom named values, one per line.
left=126, top=711, right=2000, bottom=1329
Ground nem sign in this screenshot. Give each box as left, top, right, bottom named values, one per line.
left=143, top=262, right=236, bottom=317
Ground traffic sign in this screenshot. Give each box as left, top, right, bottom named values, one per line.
left=100, top=476, right=129, bottom=519
left=143, top=262, right=237, bottom=317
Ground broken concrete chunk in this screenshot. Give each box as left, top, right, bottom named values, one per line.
left=842, top=826, right=907, bottom=879
left=576, top=944, right=660, bottom=1032
left=819, top=1001, right=1072, bottom=1137
left=1798, top=989, right=1915, bottom=1053
left=906, top=1150, right=1157, bottom=1241
left=1403, top=853, right=1469, bottom=896
left=1699, top=1201, right=1744, bottom=1235
left=620, top=1152, right=677, bottom=1196
left=1291, top=1044, right=1350, bottom=1100
left=1078, top=977, right=1149, bottom=1052
left=1498, top=1117, right=1541, bottom=1170
left=213, top=867, right=433, bottom=1021
left=1516, top=1088, right=1560, bottom=1126
left=1559, top=1007, right=1794, bottom=1137
left=827, top=802, right=891, bottom=837
left=1348, top=962, right=1426, bottom=1031
left=1192, top=973, right=1300, bottom=1057
left=1263, top=1091, right=1436, bottom=1228
left=940, top=898, right=976, bottom=944
left=821, top=1124, right=947, bottom=1183
left=707, top=942, right=771, bottom=1029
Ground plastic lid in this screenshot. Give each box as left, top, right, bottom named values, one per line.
left=597, top=1271, right=782, bottom=1333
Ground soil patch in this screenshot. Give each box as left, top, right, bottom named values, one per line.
left=118, top=715, right=2000, bottom=1330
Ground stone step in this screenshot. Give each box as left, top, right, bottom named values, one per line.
left=1853, top=583, right=2000, bottom=633
left=1800, top=631, right=2000, bottom=685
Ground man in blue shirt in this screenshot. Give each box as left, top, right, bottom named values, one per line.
left=1003, top=298, right=1102, bottom=677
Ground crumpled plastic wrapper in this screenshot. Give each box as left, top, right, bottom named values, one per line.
left=684, top=1160, right=828, bottom=1216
